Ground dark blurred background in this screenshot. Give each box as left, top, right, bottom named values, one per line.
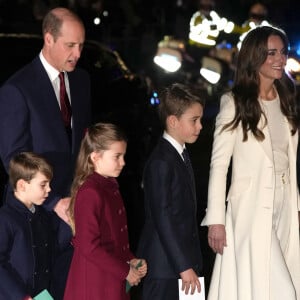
left=1, top=0, right=300, bottom=73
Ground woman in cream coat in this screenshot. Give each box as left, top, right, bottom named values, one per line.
left=202, top=26, right=300, bottom=299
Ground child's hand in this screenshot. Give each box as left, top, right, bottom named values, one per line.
left=131, top=258, right=147, bottom=278
left=180, top=268, right=201, bottom=295
left=54, top=197, right=71, bottom=224
left=126, top=266, right=141, bottom=286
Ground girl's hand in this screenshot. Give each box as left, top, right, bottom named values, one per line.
left=135, top=259, right=147, bottom=277
left=129, top=259, right=147, bottom=277
left=126, top=266, right=141, bottom=286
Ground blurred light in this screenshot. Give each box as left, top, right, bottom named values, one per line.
left=103, top=10, right=109, bottom=17
left=237, top=21, right=272, bottom=50
left=216, top=41, right=233, bottom=49
left=295, top=44, right=300, bottom=56
left=189, top=31, right=217, bottom=46
left=200, top=56, right=222, bottom=84
left=189, top=10, right=236, bottom=46
left=286, top=57, right=300, bottom=73
left=189, top=10, right=222, bottom=46
left=260, top=20, right=271, bottom=26
left=224, top=21, right=235, bottom=34
left=150, top=91, right=160, bottom=106
left=200, top=68, right=221, bottom=84
left=94, top=17, right=101, bottom=25
left=158, top=37, right=185, bottom=51
left=153, top=47, right=182, bottom=72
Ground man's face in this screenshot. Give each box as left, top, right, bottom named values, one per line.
left=46, top=19, right=85, bottom=72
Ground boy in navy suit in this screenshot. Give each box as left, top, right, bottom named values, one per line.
left=137, top=83, right=205, bottom=300
left=0, top=152, right=55, bottom=300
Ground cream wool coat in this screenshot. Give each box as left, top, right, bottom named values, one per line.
left=202, top=93, right=300, bottom=300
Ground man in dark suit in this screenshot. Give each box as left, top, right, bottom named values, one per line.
left=0, top=7, right=91, bottom=299
left=137, top=83, right=204, bottom=300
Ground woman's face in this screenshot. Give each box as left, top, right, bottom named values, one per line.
left=259, top=34, right=287, bottom=82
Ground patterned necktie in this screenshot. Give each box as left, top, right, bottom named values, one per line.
left=59, top=72, right=72, bottom=128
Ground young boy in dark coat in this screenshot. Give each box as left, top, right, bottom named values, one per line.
left=0, top=152, right=55, bottom=300
left=137, top=83, right=205, bottom=300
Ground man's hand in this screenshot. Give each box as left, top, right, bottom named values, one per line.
left=208, top=224, right=227, bottom=254
left=180, top=268, right=201, bottom=295
left=54, top=197, right=70, bottom=224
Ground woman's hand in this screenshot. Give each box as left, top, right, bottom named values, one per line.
left=208, top=224, right=227, bottom=254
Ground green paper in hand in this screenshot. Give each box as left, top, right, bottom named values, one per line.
left=126, top=260, right=143, bottom=293
left=34, top=289, right=54, bottom=300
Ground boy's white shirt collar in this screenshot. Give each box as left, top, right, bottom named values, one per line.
left=163, top=131, right=185, bottom=160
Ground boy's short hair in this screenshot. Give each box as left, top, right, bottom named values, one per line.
left=9, top=152, right=53, bottom=189
left=158, top=83, right=205, bottom=129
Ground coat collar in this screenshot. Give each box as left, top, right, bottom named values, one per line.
left=6, top=195, right=36, bottom=217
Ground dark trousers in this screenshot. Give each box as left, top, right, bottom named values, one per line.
left=142, top=277, right=179, bottom=300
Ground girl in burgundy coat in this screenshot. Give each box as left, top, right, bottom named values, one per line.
left=64, top=123, right=147, bottom=300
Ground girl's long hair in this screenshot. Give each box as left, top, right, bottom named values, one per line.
left=223, top=26, right=298, bottom=141
left=68, top=122, right=127, bottom=235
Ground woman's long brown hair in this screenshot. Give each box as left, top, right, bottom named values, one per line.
left=223, top=26, right=298, bottom=141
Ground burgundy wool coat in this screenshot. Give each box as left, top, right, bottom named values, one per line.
left=63, top=172, right=135, bottom=300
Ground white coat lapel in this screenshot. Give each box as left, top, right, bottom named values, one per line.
left=258, top=117, right=273, bottom=162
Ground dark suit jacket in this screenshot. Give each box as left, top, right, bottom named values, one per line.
left=0, top=56, right=91, bottom=209
left=137, top=137, right=202, bottom=279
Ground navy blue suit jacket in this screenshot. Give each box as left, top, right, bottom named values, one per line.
left=0, top=56, right=91, bottom=209
left=137, top=138, right=202, bottom=279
